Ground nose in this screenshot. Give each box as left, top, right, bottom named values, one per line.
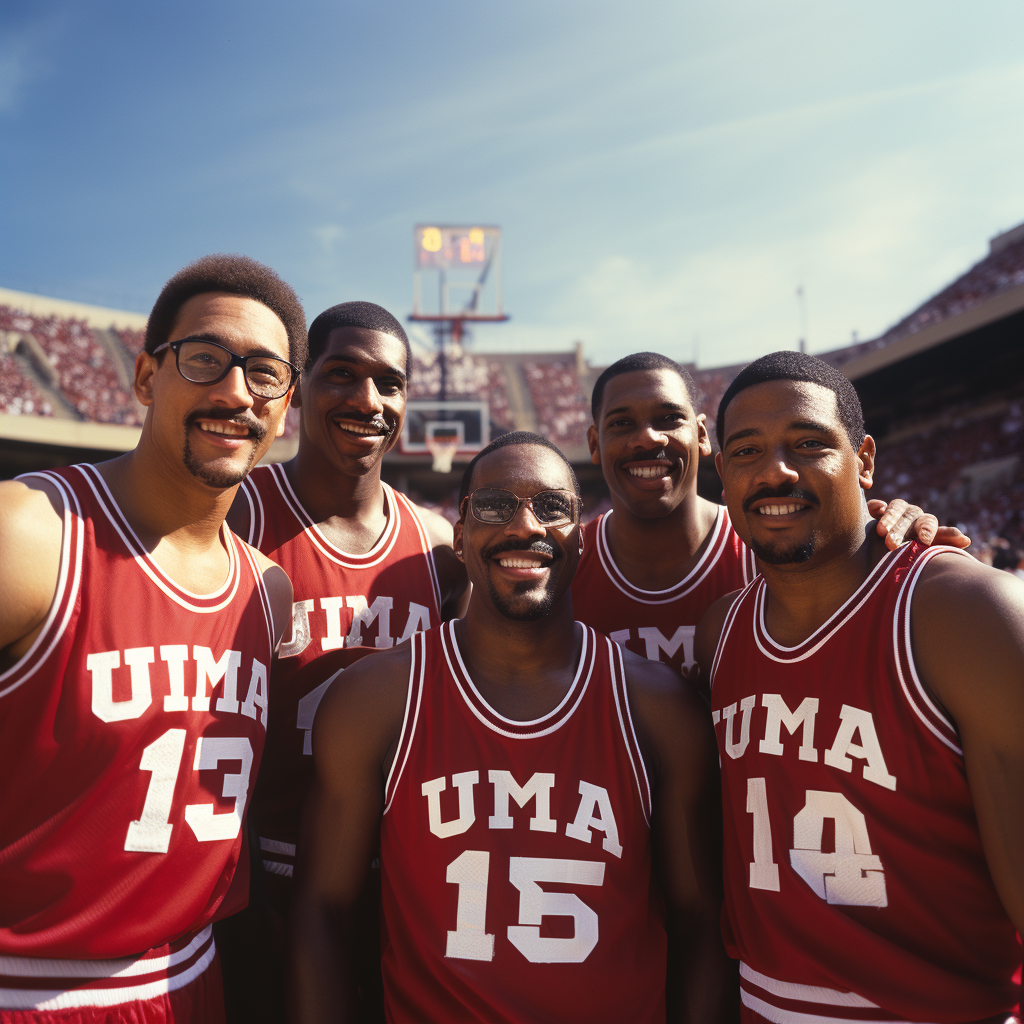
left=632, top=422, right=669, bottom=449
left=207, top=365, right=254, bottom=409
left=757, top=444, right=800, bottom=489
left=348, top=376, right=384, bottom=416
left=503, top=499, right=546, bottom=540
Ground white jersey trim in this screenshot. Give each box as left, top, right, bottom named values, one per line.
left=75, top=464, right=242, bottom=613
left=595, top=506, right=733, bottom=605
left=609, top=639, right=652, bottom=825
left=0, top=472, right=83, bottom=700
left=394, top=491, right=443, bottom=617
left=708, top=578, right=758, bottom=693
left=237, top=474, right=264, bottom=549
left=444, top=620, right=595, bottom=738
left=269, top=464, right=403, bottom=569
left=892, top=546, right=968, bottom=755
left=384, top=630, right=427, bottom=813
left=752, top=547, right=904, bottom=663
left=0, top=927, right=215, bottom=1010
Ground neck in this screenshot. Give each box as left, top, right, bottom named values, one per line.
left=99, top=441, right=234, bottom=551
left=758, top=520, right=887, bottom=646
left=457, top=595, right=579, bottom=692
left=606, top=492, right=720, bottom=584
left=286, top=443, right=387, bottom=525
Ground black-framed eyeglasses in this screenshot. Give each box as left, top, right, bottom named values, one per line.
left=461, top=487, right=580, bottom=527
left=153, top=338, right=297, bottom=400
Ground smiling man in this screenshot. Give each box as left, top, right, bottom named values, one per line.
left=574, top=352, right=965, bottom=685
left=0, top=255, right=301, bottom=1022
left=696, top=352, right=1023, bottom=1023
left=221, top=302, right=467, bottom=1019
left=290, top=431, right=733, bottom=1023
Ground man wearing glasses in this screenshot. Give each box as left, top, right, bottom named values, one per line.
left=0, top=255, right=302, bottom=1022
left=290, top=431, right=734, bottom=1023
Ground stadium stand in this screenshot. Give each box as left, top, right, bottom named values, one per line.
left=0, top=345, right=54, bottom=417
left=522, top=357, right=590, bottom=447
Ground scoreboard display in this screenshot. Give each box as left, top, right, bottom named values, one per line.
left=415, top=225, right=498, bottom=268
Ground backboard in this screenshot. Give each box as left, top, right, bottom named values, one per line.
left=399, top=399, right=490, bottom=457
left=412, top=225, right=507, bottom=321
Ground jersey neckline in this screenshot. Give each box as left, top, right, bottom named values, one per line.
left=268, top=462, right=402, bottom=568
left=595, top=505, right=731, bottom=604
left=751, top=544, right=907, bottom=662
left=76, top=464, right=243, bottom=613
left=441, top=619, right=597, bottom=738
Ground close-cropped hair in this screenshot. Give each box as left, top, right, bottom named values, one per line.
left=590, top=351, right=699, bottom=422
left=306, top=301, right=411, bottom=375
left=716, top=350, right=866, bottom=450
left=459, top=431, right=581, bottom=506
left=145, top=254, right=308, bottom=369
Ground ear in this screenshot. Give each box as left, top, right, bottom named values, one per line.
left=453, top=519, right=464, bottom=561
left=587, top=423, right=600, bottom=466
left=714, top=451, right=724, bottom=480
left=696, top=412, right=712, bottom=457
left=290, top=380, right=304, bottom=409
left=134, top=350, right=159, bottom=407
left=857, top=435, right=876, bottom=491
left=578, top=530, right=585, bottom=555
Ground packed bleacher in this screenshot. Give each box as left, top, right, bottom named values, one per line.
left=0, top=348, right=53, bottom=417
left=0, top=305, right=139, bottom=425
left=522, top=358, right=590, bottom=446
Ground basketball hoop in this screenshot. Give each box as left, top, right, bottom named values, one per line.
left=426, top=435, right=459, bottom=474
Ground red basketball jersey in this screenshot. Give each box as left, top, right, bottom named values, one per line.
left=0, top=466, right=274, bottom=966
left=572, top=506, right=756, bottom=679
left=379, top=621, right=666, bottom=1024
left=709, top=543, right=1022, bottom=1022
left=237, top=464, right=441, bottom=875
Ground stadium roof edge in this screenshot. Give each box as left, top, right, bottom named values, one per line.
left=0, top=288, right=148, bottom=330
left=841, top=282, right=1024, bottom=381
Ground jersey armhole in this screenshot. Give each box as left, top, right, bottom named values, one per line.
left=1, top=471, right=83, bottom=700
left=396, top=490, right=443, bottom=617
left=236, top=538, right=276, bottom=657
left=609, top=637, right=653, bottom=825
left=707, top=584, right=752, bottom=694
left=384, top=629, right=427, bottom=813
left=237, top=477, right=262, bottom=548
left=892, top=546, right=966, bottom=755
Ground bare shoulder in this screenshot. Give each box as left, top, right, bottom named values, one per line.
left=911, top=550, right=1024, bottom=714
left=620, top=647, right=716, bottom=782
left=312, top=640, right=414, bottom=771
left=694, top=589, right=742, bottom=672
left=245, top=547, right=293, bottom=647
left=411, top=501, right=455, bottom=548
left=0, top=477, right=67, bottom=654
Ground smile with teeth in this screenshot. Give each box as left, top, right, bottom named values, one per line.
left=198, top=421, right=250, bottom=437
left=335, top=418, right=386, bottom=436
left=627, top=464, right=672, bottom=478
left=497, top=556, right=547, bottom=569
left=757, top=503, right=806, bottom=516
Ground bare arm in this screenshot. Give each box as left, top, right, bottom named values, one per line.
left=625, top=652, right=737, bottom=1023
left=0, top=478, right=64, bottom=665
left=911, top=554, right=1024, bottom=933
left=417, top=504, right=470, bottom=619
left=249, top=548, right=293, bottom=651
left=289, top=644, right=411, bottom=1024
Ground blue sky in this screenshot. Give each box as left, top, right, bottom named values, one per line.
left=2, top=1, right=1022, bottom=368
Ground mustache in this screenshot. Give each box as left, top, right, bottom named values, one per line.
left=185, top=408, right=266, bottom=442
left=621, top=447, right=676, bottom=465
left=339, top=412, right=395, bottom=436
left=742, top=485, right=818, bottom=512
left=483, top=539, right=558, bottom=561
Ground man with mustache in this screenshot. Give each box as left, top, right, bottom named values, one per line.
left=220, top=302, right=468, bottom=1019
left=0, top=255, right=301, bottom=1021
left=574, top=351, right=966, bottom=684
left=697, top=351, right=1023, bottom=1022
left=290, top=431, right=734, bottom=1023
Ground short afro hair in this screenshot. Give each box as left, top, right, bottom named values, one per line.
left=716, top=351, right=866, bottom=451
left=306, top=301, right=411, bottom=375
left=145, top=254, right=308, bottom=369
left=591, top=352, right=699, bottom=422
left=459, top=431, right=581, bottom=507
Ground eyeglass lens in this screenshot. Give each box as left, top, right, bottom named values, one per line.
left=471, top=488, right=576, bottom=525
left=176, top=340, right=292, bottom=398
